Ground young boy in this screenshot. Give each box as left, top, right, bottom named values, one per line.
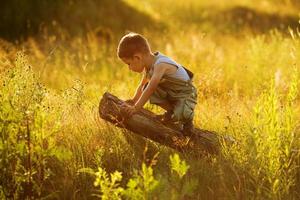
left=118, top=32, right=197, bottom=136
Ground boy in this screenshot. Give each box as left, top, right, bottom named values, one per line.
left=118, top=32, right=197, bottom=136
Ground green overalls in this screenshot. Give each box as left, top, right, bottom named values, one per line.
left=145, top=65, right=197, bottom=123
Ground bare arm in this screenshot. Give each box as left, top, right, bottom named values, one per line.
left=131, top=73, right=148, bottom=104
left=135, top=64, right=167, bottom=109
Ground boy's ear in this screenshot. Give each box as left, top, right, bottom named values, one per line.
left=133, top=53, right=142, bottom=60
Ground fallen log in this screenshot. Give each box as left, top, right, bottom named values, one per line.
left=99, top=92, right=232, bottom=154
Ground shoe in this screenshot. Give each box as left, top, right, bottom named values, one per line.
left=155, top=110, right=173, bottom=123
left=182, top=120, right=194, bottom=136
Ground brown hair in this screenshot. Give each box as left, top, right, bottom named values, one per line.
left=117, top=32, right=151, bottom=58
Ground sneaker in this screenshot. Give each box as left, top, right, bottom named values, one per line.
left=182, top=120, right=194, bottom=136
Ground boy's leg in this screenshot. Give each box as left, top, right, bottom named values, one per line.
left=182, top=120, right=194, bottom=136
left=157, top=101, right=173, bottom=111
left=154, top=101, right=174, bottom=123
left=172, top=98, right=197, bottom=136
left=147, top=86, right=175, bottom=122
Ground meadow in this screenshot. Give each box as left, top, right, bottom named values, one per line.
left=0, top=0, right=300, bottom=199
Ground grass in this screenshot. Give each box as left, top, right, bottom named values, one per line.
left=0, top=0, right=300, bottom=199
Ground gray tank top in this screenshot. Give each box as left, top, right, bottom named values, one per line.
left=153, top=52, right=190, bottom=81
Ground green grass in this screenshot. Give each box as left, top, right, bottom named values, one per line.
left=0, top=0, right=300, bottom=199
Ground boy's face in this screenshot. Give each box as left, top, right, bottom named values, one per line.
left=121, top=54, right=144, bottom=73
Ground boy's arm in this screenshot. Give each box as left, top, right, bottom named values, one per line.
left=134, top=64, right=167, bottom=110
left=131, top=73, right=148, bottom=104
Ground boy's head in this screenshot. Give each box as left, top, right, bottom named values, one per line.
left=117, top=32, right=151, bottom=73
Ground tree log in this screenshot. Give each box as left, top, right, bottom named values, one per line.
left=99, top=92, right=232, bottom=154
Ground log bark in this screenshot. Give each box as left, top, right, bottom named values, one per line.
left=99, top=92, right=232, bottom=154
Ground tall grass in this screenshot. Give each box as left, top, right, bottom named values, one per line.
left=0, top=0, right=299, bottom=199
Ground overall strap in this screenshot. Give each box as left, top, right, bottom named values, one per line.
left=182, top=66, right=194, bottom=80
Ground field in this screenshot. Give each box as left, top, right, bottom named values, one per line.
left=0, top=0, right=300, bottom=199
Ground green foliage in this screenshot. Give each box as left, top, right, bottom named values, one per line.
left=169, top=153, right=190, bottom=179
left=80, top=162, right=159, bottom=200
left=0, top=52, right=71, bottom=199
left=252, top=71, right=299, bottom=199
left=222, top=69, right=299, bottom=199
left=85, top=154, right=196, bottom=199
left=93, top=167, right=124, bottom=200
left=123, top=163, right=159, bottom=200
left=166, top=153, right=197, bottom=200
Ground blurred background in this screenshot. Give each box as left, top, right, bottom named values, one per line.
left=0, top=0, right=299, bottom=40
